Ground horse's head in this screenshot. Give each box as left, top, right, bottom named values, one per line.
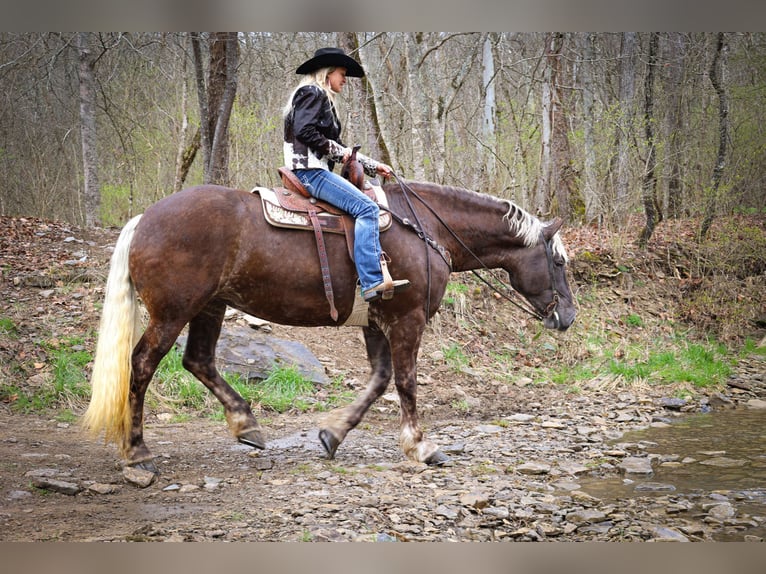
left=505, top=218, right=576, bottom=331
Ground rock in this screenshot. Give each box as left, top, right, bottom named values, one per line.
left=633, top=482, right=676, bottom=492
left=650, top=526, right=690, bottom=542
left=707, top=503, right=736, bottom=522
left=24, top=468, right=60, bottom=478
left=558, top=461, right=590, bottom=476
left=87, top=483, right=119, bottom=495
left=619, top=457, right=654, bottom=475
left=658, top=397, right=687, bottom=410
left=31, top=477, right=81, bottom=495
left=708, top=393, right=735, bottom=409
left=566, top=508, right=607, bottom=524
left=122, top=466, right=158, bottom=488
left=434, top=505, right=460, bottom=520
left=460, top=491, right=490, bottom=509
left=506, top=413, right=535, bottom=423
left=251, top=458, right=274, bottom=471
left=699, top=457, right=747, bottom=468
left=474, top=424, right=503, bottom=434
left=7, top=490, right=32, bottom=500
left=745, top=399, right=766, bottom=409
left=518, top=461, right=551, bottom=475
left=541, top=420, right=567, bottom=429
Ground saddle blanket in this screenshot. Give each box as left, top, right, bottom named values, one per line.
left=252, top=186, right=392, bottom=234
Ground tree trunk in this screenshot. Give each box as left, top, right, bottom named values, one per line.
left=173, top=52, right=199, bottom=192
left=614, top=32, right=637, bottom=224
left=699, top=33, right=729, bottom=241
left=480, top=33, right=497, bottom=188
left=77, top=32, right=100, bottom=227
left=405, top=33, right=429, bottom=181
left=665, top=33, right=686, bottom=218
left=580, top=32, right=600, bottom=225
left=638, top=33, right=660, bottom=248
left=354, top=33, right=394, bottom=167
left=535, top=32, right=572, bottom=217
left=192, top=32, right=239, bottom=186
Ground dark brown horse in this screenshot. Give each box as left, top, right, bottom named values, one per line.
left=82, top=180, right=575, bottom=473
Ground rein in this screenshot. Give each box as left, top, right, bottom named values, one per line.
left=388, top=173, right=558, bottom=323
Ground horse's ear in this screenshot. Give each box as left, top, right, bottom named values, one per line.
left=543, top=217, right=564, bottom=240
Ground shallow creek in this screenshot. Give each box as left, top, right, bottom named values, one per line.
left=579, top=409, right=766, bottom=541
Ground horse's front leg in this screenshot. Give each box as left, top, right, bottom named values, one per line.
left=319, top=324, right=392, bottom=459
left=391, top=330, right=451, bottom=466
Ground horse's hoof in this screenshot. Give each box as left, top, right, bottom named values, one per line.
left=424, top=450, right=451, bottom=466
left=318, top=429, right=339, bottom=459
left=237, top=429, right=266, bottom=450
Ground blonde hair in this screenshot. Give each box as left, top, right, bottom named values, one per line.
left=282, top=67, right=339, bottom=117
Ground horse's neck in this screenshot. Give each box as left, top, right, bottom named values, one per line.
left=402, top=183, right=528, bottom=272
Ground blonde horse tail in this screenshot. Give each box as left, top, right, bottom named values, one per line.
left=81, top=215, right=143, bottom=455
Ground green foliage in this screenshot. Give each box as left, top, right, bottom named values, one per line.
left=442, top=342, right=470, bottom=373
left=0, top=316, right=18, bottom=338
left=251, top=364, right=315, bottom=413
left=100, top=184, right=133, bottom=228
left=607, top=340, right=730, bottom=387
left=1, top=337, right=92, bottom=413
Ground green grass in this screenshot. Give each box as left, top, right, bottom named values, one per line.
left=442, top=342, right=470, bottom=372
left=443, top=280, right=470, bottom=306
left=251, top=364, right=315, bottom=413
left=1, top=336, right=93, bottom=413
left=0, top=316, right=18, bottom=338
left=153, top=348, right=318, bottom=414
left=606, top=340, right=730, bottom=387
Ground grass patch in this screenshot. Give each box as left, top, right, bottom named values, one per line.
left=2, top=336, right=92, bottom=413
left=442, top=342, right=470, bottom=372
left=153, top=348, right=318, bottom=414
left=251, top=364, right=315, bottom=413
left=0, top=316, right=18, bottom=338
left=607, top=340, right=730, bottom=387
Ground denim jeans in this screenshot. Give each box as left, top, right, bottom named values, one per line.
left=295, top=168, right=383, bottom=292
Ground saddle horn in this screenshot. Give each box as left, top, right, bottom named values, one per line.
left=341, top=145, right=365, bottom=191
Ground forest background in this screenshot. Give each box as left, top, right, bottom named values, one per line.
left=1, top=31, right=764, bottom=245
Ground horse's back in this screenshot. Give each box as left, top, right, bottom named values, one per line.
left=129, top=186, right=256, bottom=304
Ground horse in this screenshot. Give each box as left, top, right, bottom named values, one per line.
left=82, top=178, right=576, bottom=473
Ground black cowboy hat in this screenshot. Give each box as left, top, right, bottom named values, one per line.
left=295, top=47, right=365, bottom=77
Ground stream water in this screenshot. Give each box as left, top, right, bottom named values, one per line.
left=579, top=409, right=766, bottom=540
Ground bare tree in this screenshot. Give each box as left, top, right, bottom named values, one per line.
left=664, top=33, right=687, bottom=218
left=77, top=32, right=100, bottom=226
left=535, top=32, right=573, bottom=217
left=638, top=33, right=661, bottom=247
left=613, top=32, right=638, bottom=224
left=699, top=33, right=730, bottom=241
left=192, top=32, right=239, bottom=185
left=579, top=32, right=600, bottom=224
left=480, top=33, right=497, bottom=187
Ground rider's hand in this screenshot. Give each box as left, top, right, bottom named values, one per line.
left=376, top=163, right=393, bottom=178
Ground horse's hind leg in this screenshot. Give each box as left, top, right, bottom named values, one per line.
left=319, top=323, right=393, bottom=459
left=182, top=302, right=265, bottom=449
left=127, top=318, right=188, bottom=472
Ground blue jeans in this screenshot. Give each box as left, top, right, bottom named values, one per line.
left=295, top=169, right=383, bottom=292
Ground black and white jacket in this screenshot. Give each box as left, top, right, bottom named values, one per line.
left=283, top=84, right=379, bottom=177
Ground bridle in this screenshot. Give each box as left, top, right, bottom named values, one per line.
left=387, top=173, right=563, bottom=327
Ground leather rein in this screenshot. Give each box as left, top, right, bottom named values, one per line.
left=386, top=173, right=561, bottom=325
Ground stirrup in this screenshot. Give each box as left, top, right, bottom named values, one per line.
left=363, top=279, right=410, bottom=303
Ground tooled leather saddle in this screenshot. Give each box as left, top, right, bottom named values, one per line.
left=250, top=150, right=392, bottom=322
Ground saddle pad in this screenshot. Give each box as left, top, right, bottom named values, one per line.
left=253, top=186, right=392, bottom=234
